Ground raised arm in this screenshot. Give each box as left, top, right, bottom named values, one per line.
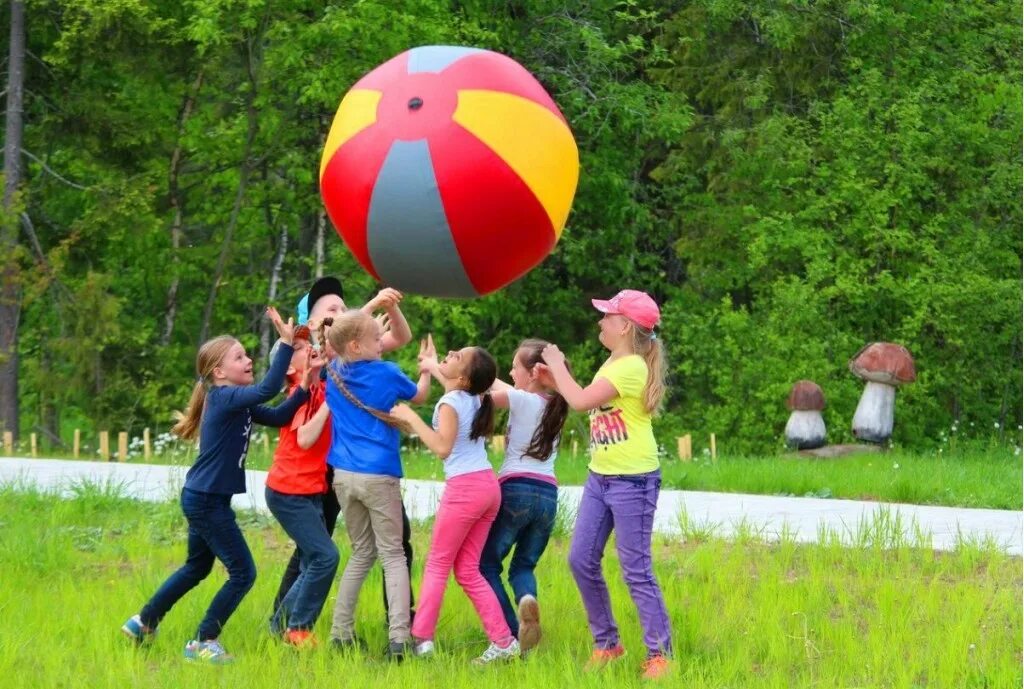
left=489, top=378, right=512, bottom=409
left=540, top=344, right=618, bottom=412
left=221, top=307, right=296, bottom=409
left=391, top=403, right=458, bottom=460
left=362, top=288, right=412, bottom=352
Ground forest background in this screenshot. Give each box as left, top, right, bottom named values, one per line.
left=1, top=0, right=1020, bottom=454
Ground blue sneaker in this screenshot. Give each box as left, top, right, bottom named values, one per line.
left=184, top=639, right=234, bottom=664
left=121, top=615, right=156, bottom=644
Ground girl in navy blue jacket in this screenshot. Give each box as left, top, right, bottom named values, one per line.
left=121, top=307, right=311, bottom=664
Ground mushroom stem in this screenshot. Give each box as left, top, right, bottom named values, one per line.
left=852, top=381, right=896, bottom=444
left=785, top=411, right=827, bottom=450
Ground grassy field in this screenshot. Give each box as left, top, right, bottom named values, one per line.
left=0, top=485, right=1020, bottom=688
left=27, top=435, right=1023, bottom=509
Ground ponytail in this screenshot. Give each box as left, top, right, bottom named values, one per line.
left=524, top=393, right=569, bottom=460
left=464, top=347, right=497, bottom=441
left=172, top=335, right=238, bottom=441
left=319, top=314, right=412, bottom=433
left=630, top=326, right=667, bottom=414
left=171, top=381, right=207, bottom=441
left=471, top=392, right=495, bottom=441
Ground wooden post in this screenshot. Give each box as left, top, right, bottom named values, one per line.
left=710, top=433, right=717, bottom=461
left=99, top=431, right=110, bottom=461
left=73, top=429, right=81, bottom=458
left=143, top=428, right=151, bottom=460
left=2, top=431, right=12, bottom=455
left=30, top=433, right=37, bottom=457
left=118, top=432, right=128, bottom=462
left=677, top=434, right=692, bottom=461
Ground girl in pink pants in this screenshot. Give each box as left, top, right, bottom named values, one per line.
left=392, top=340, right=520, bottom=665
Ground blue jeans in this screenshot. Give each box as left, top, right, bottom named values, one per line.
left=266, top=487, right=340, bottom=632
left=479, top=478, right=558, bottom=637
left=140, top=488, right=257, bottom=641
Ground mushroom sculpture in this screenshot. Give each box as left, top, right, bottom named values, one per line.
left=785, top=380, right=827, bottom=450
left=849, top=343, right=916, bottom=444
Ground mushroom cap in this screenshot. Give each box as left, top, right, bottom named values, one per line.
left=787, top=380, right=826, bottom=411
left=848, top=342, right=916, bottom=385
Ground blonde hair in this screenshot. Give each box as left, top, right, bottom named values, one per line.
left=172, top=335, right=238, bottom=440
left=317, top=311, right=411, bottom=433
left=629, top=324, right=667, bottom=414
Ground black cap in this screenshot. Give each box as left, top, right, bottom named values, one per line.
left=307, top=276, right=344, bottom=313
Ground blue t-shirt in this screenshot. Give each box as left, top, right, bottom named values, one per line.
left=184, top=343, right=309, bottom=495
left=325, top=359, right=418, bottom=478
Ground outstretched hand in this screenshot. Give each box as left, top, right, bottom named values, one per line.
left=366, top=287, right=403, bottom=313
left=417, top=334, right=439, bottom=374
left=267, top=306, right=295, bottom=345
left=301, top=358, right=316, bottom=390
left=390, top=403, right=420, bottom=427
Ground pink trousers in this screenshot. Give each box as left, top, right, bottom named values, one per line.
left=411, top=469, right=513, bottom=644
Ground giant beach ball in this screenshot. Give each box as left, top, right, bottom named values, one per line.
left=319, top=46, right=579, bottom=298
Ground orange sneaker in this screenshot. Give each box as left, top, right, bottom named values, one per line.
left=641, top=654, right=671, bottom=680
left=283, top=629, right=318, bottom=648
left=584, top=644, right=626, bottom=671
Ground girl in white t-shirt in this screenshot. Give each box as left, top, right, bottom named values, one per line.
left=478, top=339, right=569, bottom=654
left=391, top=341, right=520, bottom=665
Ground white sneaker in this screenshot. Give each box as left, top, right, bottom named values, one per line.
left=412, top=639, right=435, bottom=657
left=472, top=638, right=520, bottom=665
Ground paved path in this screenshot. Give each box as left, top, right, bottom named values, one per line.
left=2, top=457, right=1020, bottom=555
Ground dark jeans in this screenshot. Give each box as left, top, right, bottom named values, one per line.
left=266, top=487, right=340, bottom=632
left=273, top=468, right=415, bottom=620
left=479, top=478, right=558, bottom=637
left=140, top=488, right=257, bottom=641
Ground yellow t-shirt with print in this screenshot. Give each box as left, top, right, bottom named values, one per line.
left=589, top=354, right=659, bottom=475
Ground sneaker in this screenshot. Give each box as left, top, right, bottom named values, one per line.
left=385, top=640, right=411, bottom=662
left=183, top=639, right=234, bottom=664
left=517, top=595, right=541, bottom=653
left=283, top=629, right=318, bottom=648
left=329, top=636, right=368, bottom=654
left=411, top=638, right=435, bottom=658
left=121, top=615, right=156, bottom=645
left=641, top=654, right=671, bottom=680
left=584, top=644, right=626, bottom=671
left=472, top=638, right=520, bottom=665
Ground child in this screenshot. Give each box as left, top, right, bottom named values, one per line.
left=391, top=343, right=521, bottom=665
left=318, top=310, right=431, bottom=659
left=121, top=307, right=311, bottom=664
left=539, top=290, right=672, bottom=680
left=479, top=339, right=570, bottom=654
left=272, top=277, right=418, bottom=626
left=264, top=325, right=339, bottom=647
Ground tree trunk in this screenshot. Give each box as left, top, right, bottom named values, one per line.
left=161, top=70, right=204, bottom=346
left=197, top=37, right=260, bottom=345
left=314, top=209, right=325, bottom=279
left=260, top=223, right=289, bottom=366
left=0, top=0, right=26, bottom=440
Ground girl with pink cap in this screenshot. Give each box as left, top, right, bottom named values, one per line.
left=539, top=289, right=672, bottom=680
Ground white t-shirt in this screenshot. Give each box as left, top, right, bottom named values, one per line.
left=498, top=389, right=558, bottom=483
left=432, top=390, right=493, bottom=480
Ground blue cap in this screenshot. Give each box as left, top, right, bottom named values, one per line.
left=296, top=293, right=310, bottom=326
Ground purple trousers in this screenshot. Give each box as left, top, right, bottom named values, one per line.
left=569, top=470, right=672, bottom=658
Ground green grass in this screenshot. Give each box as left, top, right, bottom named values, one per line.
left=29, top=436, right=1024, bottom=509
left=0, top=485, right=1020, bottom=688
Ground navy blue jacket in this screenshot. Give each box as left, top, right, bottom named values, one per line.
left=184, top=343, right=308, bottom=495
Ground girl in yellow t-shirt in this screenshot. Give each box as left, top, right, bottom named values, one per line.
left=540, top=289, right=671, bottom=681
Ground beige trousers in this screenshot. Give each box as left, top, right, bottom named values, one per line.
left=331, top=470, right=410, bottom=643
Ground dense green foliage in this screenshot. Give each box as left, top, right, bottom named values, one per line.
left=4, top=0, right=1021, bottom=452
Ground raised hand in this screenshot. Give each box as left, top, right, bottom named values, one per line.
left=267, top=306, right=295, bottom=345
left=417, top=334, right=439, bottom=374
left=375, top=312, right=392, bottom=335
left=540, top=343, right=565, bottom=369
left=367, top=287, right=403, bottom=313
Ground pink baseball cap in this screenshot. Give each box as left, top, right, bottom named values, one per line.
left=591, top=289, right=661, bottom=330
